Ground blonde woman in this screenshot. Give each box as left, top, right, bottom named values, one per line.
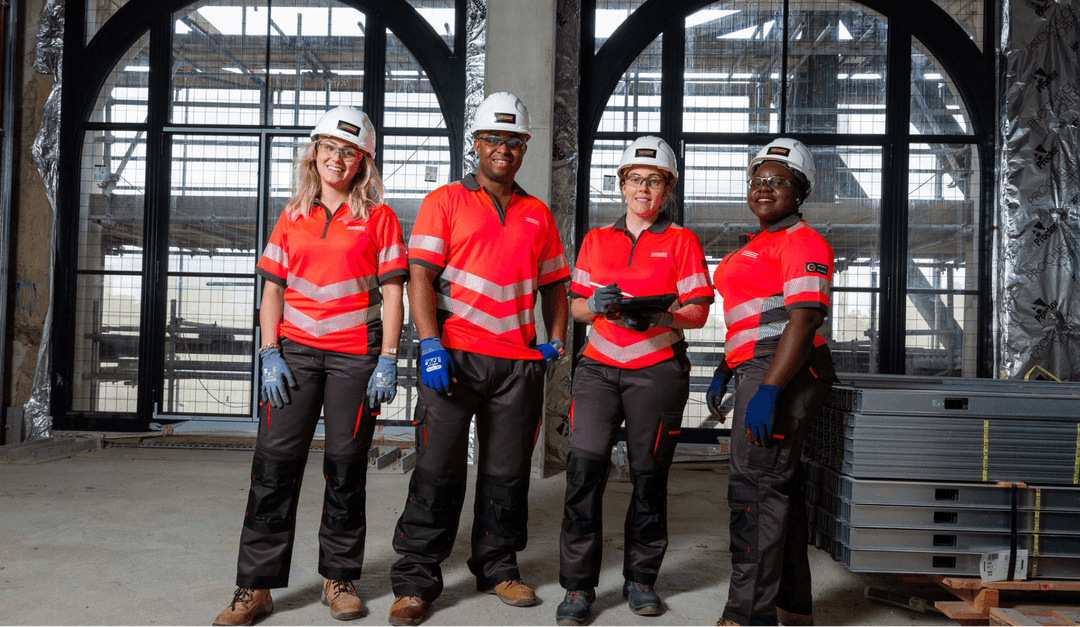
left=214, top=106, right=407, bottom=625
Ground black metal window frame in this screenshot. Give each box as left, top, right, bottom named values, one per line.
left=53, top=0, right=467, bottom=431
left=575, top=0, right=997, bottom=379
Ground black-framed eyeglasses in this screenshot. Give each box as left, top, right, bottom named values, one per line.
left=625, top=174, right=665, bottom=189
left=477, top=135, right=527, bottom=150
left=318, top=141, right=360, bottom=162
left=747, top=176, right=795, bottom=189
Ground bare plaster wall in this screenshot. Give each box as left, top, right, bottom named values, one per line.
left=6, top=0, right=53, bottom=410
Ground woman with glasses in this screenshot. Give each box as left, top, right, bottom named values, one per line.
left=708, top=138, right=839, bottom=627
left=214, top=106, right=407, bottom=626
left=555, top=136, right=714, bottom=626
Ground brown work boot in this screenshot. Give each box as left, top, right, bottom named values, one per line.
left=777, top=608, right=814, bottom=626
left=716, top=619, right=741, bottom=626
left=483, top=578, right=538, bottom=607
left=213, top=587, right=273, bottom=626
left=322, top=578, right=364, bottom=620
left=388, top=595, right=427, bottom=626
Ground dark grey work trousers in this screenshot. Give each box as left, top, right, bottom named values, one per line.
left=721, top=345, right=836, bottom=626
left=235, top=338, right=378, bottom=589
left=390, top=348, right=545, bottom=603
left=559, top=354, right=690, bottom=591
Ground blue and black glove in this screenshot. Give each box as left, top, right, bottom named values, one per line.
left=745, top=384, right=782, bottom=444
left=367, top=355, right=398, bottom=406
left=419, top=337, right=454, bottom=393
left=260, top=347, right=297, bottom=409
left=536, top=339, right=565, bottom=365
left=587, top=283, right=622, bottom=316
left=705, top=365, right=733, bottom=419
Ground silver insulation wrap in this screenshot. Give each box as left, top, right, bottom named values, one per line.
left=543, top=0, right=581, bottom=472
left=463, top=0, right=486, bottom=176
left=999, top=0, right=1080, bottom=381
left=24, top=0, right=65, bottom=440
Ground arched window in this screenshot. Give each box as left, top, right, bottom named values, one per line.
left=54, top=0, right=465, bottom=430
left=579, top=0, right=994, bottom=429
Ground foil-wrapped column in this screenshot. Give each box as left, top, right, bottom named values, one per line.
left=999, top=0, right=1080, bottom=381
left=543, top=0, right=581, bottom=473
left=23, top=0, right=65, bottom=440
left=463, top=0, right=486, bottom=176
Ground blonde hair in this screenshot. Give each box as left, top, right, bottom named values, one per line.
left=285, top=138, right=386, bottom=221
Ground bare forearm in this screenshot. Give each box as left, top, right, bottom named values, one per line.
left=540, top=282, right=569, bottom=344
left=407, top=264, right=440, bottom=340
left=380, top=277, right=405, bottom=356
left=259, top=282, right=286, bottom=346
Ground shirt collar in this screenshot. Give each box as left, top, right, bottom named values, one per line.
left=764, top=212, right=803, bottom=233
left=612, top=211, right=672, bottom=234
left=461, top=173, right=529, bottom=197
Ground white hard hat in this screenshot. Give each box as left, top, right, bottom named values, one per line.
left=470, top=91, right=532, bottom=139
left=617, top=136, right=679, bottom=185
left=748, top=138, right=816, bottom=196
left=311, top=106, right=377, bottom=158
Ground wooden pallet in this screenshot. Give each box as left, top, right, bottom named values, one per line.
left=927, top=576, right=1080, bottom=626
left=989, top=608, right=1080, bottom=626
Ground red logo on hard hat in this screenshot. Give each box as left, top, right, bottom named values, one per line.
left=635, top=148, right=657, bottom=158
left=337, top=121, right=360, bottom=136
left=766, top=146, right=791, bottom=157
left=494, top=113, right=516, bottom=124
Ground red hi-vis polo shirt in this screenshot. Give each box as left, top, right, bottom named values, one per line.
left=713, top=212, right=832, bottom=369
left=256, top=202, right=407, bottom=354
left=407, top=175, right=570, bottom=360
left=568, top=213, right=714, bottom=369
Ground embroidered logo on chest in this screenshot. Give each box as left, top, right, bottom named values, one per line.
left=740, top=250, right=759, bottom=258
left=525, top=217, right=540, bottom=226
left=650, top=252, right=668, bottom=258
left=347, top=225, right=367, bottom=231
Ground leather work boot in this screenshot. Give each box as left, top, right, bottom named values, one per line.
left=777, top=607, right=814, bottom=626
left=716, top=618, right=741, bottom=626
left=213, top=587, right=273, bottom=626
left=555, top=589, right=596, bottom=626
left=388, top=595, right=427, bottom=626
left=483, top=579, right=538, bottom=607
left=623, top=580, right=664, bottom=616
left=321, top=578, right=364, bottom=621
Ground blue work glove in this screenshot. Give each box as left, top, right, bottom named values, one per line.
left=536, top=339, right=565, bottom=365
left=619, top=307, right=674, bottom=332
left=419, top=337, right=454, bottom=393
left=705, top=365, right=733, bottom=419
left=260, top=347, right=297, bottom=409
left=745, top=384, right=782, bottom=444
left=367, top=355, right=398, bottom=406
left=587, top=283, right=622, bottom=315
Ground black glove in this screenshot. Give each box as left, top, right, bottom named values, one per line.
left=619, top=307, right=673, bottom=332
left=587, top=283, right=622, bottom=315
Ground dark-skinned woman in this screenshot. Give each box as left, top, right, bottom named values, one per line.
left=214, top=106, right=407, bottom=626
left=556, top=136, right=714, bottom=626
left=709, top=139, right=840, bottom=627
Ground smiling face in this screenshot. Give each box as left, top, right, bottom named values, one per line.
left=747, top=161, right=802, bottom=229
left=473, top=130, right=527, bottom=187
left=621, top=165, right=670, bottom=223
left=315, top=136, right=363, bottom=192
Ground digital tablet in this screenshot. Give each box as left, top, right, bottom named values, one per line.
left=607, top=293, right=677, bottom=314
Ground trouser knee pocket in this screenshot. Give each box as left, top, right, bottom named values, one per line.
left=728, top=482, right=760, bottom=564
left=475, top=473, right=531, bottom=550
left=562, top=449, right=609, bottom=536
left=627, top=468, right=669, bottom=543
left=394, top=466, right=465, bottom=555
left=244, top=450, right=305, bottom=534
left=322, top=454, right=367, bottom=532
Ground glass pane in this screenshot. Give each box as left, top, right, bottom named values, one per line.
left=931, top=0, right=983, bottom=51
left=79, top=131, right=146, bottom=272
left=595, top=0, right=649, bottom=54
left=268, top=1, right=366, bottom=127
left=408, top=0, right=456, bottom=49
left=382, top=134, right=452, bottom=236
left=905, top=143, right=979, bottom=377
left=171, top=1, right=269, bottom=125
left=89, top=33, right=149, bottom=124
left=684, top=2, right=782, bottom=134
left=787, top=2, right=887, bottom=134
left=72, top=274, right=142, bottom=413
left=162, top=135, right=260, bottom=416
left=268, top=136, right=309, bottom=235
left=87, top=0, right=135, bottom=43
left=911, top=38, right=973, bottom=135
left=587, top=139, right=632, bottom=229
left=598, top=35, right=661, bottom=134
left=831, top=290, right=878, bottom=372
left=386, top=31, right=446, bottom=130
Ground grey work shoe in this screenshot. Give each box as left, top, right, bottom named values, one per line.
left=555, top=589, right=595, bottom=626
left=622, top=580, right=664, bottom=616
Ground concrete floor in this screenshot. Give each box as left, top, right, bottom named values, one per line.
left=0, top=446, right=961, bottom=626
